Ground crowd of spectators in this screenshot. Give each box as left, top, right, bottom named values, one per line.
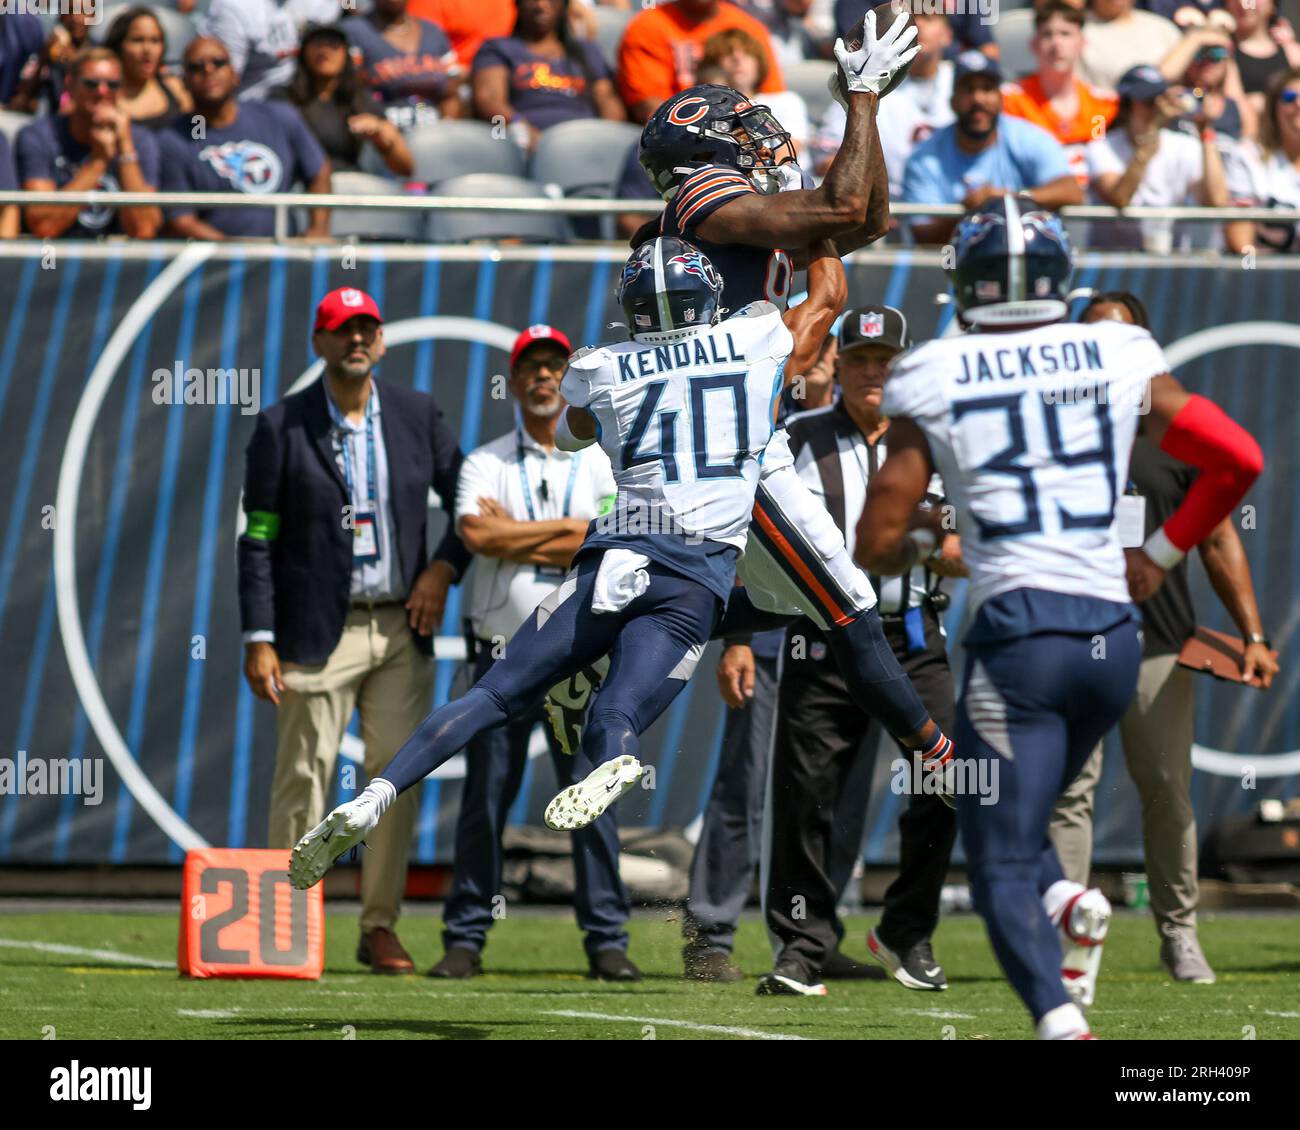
left=2, top=0, right=1300, bottom=249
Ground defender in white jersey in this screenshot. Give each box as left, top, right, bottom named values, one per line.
left=288, top=238, right=791, bottom=890
left=857, top=195, right=1262, bottom=1039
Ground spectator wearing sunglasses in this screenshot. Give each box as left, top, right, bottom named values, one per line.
left=157, top=37, right=332, bottom=239
left=200, top=0, right=341, bottom=102
left=1224, top=66, right=1300, bottom=252
left=1159, top=13, right=1257, bottom=138
left=105, top=6, right=193, bottom=131
left=272, top=24, right=414, bottom=177
left=15, top=47, right=162, bottom=239
left=1227, top=0, right=1300, bottom=120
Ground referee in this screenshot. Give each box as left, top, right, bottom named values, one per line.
left=759, top=306, right=963, bottom=997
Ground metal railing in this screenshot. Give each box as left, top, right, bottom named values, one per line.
left=1, top=190, right=1295, bottom=244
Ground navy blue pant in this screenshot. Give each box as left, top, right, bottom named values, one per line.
left=442, top=648, right=630, bottom=958
left=955, top=617, right=1141, bottom=1022
left=382, top=551, right=722, bottom=799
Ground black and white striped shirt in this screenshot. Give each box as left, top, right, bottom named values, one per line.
left=786, top=401, right=945, bottom=615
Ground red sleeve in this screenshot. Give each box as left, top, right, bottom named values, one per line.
left=1147, top=394, right=1263, bottom=565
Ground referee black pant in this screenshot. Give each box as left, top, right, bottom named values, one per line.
left=765, top=606, right=958, bottom=979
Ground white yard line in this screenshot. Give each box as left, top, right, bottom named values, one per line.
left=0, top=938, right=172, bottom=969
left=178, top=1009, right=240, bottom=1019
left=903, top=1008, right=977, bottom=1020
left=542, top=1009, right=809, bottom=1041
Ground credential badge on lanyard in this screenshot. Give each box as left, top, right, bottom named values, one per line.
left=343, top=399, right=381, bottom=564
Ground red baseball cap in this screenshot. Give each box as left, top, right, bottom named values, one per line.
left=510, top=324, right=571, bottom=370
left=314, top=287, right=383, bottom=333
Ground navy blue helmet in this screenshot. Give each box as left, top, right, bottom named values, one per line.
left=618, top=237, right=725, bottom=337
left=949, top=194, right=1074, bottom=327
left=639, top=85, right=792, bottom=199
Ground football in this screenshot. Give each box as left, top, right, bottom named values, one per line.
left=847, top=0, right=919, bottom=98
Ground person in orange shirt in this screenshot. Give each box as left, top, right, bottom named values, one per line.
left=1001, top=2, right=1118, bottom=184
left=618, top=0, right=786, bottom=123
left=409, top=0, right=517, bottom=70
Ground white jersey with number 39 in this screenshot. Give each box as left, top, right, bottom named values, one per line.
left=883, top=320, right=1169, bottom=610
left=561, top=302, right=792, bottom=549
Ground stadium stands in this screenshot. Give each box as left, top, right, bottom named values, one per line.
left=425, top=173, right=571, bottom=242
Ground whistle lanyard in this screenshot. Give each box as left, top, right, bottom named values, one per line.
left=516, top=429, right=580, bottom=521
left=339, top=397, right=378, bottom=510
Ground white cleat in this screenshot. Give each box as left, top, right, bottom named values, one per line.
left=544, top=755, right=642, bottom=831
left=1056, top=888, right=1111, bottom=1008
left=288, top=798, right=380, bottom=890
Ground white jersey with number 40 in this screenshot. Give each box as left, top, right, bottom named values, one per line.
left=883, top=319, right=1169, bottom=611
left=561, top=302, right=792, bottom=549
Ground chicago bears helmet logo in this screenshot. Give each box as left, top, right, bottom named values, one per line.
left=666, top=96, right=711, bottom=126
left=199, top=141, right=284, bottom=195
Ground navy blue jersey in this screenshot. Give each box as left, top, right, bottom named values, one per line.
left=661, top=164, right=793, bottom=313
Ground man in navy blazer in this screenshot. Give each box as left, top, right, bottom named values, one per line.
left=238, top=286, right=469, bottom=973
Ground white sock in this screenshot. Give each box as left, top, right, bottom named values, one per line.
left=358, top=779, right=397, bottom=822
left=1042, top=879, right=1085, bottom=927
left=1037, top=1002, right=1089, bottom=1040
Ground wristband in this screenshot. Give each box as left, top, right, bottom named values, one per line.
left=1142, top=525, right=1184, bottom=570
left=117, top=151, right=139, bottom=164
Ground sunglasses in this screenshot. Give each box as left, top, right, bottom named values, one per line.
left=79, top=77, right=121, bottom=92
left=185, top=57, right=231, bottom=74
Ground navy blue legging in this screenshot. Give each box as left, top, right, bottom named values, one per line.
left=381, top=553, right=721, bottom=795
left=955, top=620, right=1142, bottom=1022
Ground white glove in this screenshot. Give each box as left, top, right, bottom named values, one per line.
left=828, top=8, right=921, bottom=107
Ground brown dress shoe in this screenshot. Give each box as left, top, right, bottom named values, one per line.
left=357, top=927, right=415, bottom=974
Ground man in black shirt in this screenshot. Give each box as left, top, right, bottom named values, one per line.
left=1050, top=292, right=1279, bottom=985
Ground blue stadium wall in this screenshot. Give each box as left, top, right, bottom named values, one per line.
left=0, top=242, right=1297, bottom=867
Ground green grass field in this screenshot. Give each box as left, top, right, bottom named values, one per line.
left=1, top=907, right=1297, bottom=1040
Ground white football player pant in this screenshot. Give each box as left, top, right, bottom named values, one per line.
left=738, top=429, right=878, bottom=631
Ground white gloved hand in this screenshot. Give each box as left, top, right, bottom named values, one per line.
left=828, top=8, right=921, bottom=107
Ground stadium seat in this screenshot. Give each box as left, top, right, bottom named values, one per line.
left=591, top=6, right=632, bottom=68
left=330, top=172, right=426, bottom=242
left=784, top=60, right=836, bottom=126
left=529, top=119, right=641, bottom=237
left=530, top=120, right=642, bottom=196
left=92, top=5, right=198, bottom=65
left=406, top=120, right=527, bottom=188
left=993, top=9, right=1037, bottom=83
left=426, top=174, right=570, bottom=244
left=0, top=111, right=33, bottom=147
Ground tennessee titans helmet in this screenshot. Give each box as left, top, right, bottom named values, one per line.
left=949, top=194, right=1074, bottom=327
left=618, top=237, right=725, bottom=338
left=639, top=85, right=793, bottom=200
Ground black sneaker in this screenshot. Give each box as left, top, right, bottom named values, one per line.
left=867, top=928, right=947, bottom=991
left=683, top=946, right=745, bottom=982
left=755, top=962, right=828, bottom=997
left=427, top=945, right=482, bottom=979
left=589, top=949, right=643, bottom=982
left=819, top=947, right=886, bottom=981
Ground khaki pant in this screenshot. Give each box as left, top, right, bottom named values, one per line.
left=269, top=605, right=434, bottom=934
left=1049, top=653, right=1198, bottom=932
